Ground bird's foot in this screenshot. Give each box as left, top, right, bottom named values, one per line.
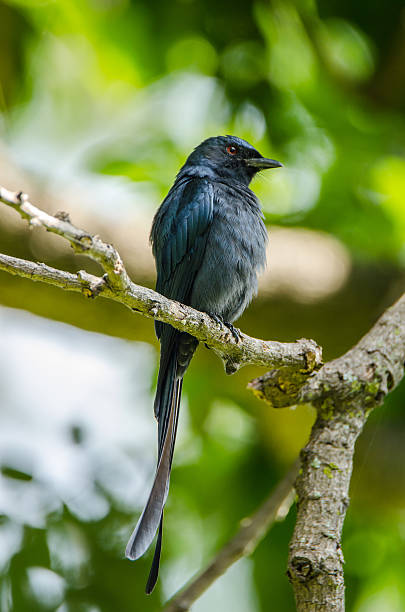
left=223, top=321, right=242, bottom=343
left=209, top=313, right=241, bottom=343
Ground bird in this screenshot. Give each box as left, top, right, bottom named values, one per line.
left=125, top=135, right=282, bottom=593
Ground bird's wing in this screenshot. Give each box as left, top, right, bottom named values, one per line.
left=153, top=177, right=214, bottom=315
left=151, top=176, right=214, bottom=426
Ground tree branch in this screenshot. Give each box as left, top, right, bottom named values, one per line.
left=4, top=183, right=403, bottom=610
left=0, top=185, right=131, bottom=291
left=0, top=185, right=322, bottom=376
left=250, top=292, right=405, bottom=611
left=163, top=461, right=299, bottom=612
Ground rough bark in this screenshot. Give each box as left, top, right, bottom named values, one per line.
left=250, top=293, right=405, bottom=611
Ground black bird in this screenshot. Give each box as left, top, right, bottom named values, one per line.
left=125, top=135, right=282, bottom=593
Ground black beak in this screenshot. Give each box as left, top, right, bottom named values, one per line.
left=245, top=157, right=283, bottom=169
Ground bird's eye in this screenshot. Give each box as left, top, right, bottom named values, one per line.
left=226, top=145, right=238, bottom=155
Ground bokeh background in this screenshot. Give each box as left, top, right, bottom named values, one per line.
left=0, top=0, right=405, bottom=610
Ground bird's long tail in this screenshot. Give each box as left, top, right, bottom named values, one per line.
left=126, top=330, right=197, bottom=593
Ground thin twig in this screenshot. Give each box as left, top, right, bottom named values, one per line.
left=0, top=185, right=130, bottom=291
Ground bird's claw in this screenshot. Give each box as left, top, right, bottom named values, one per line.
left=224, top=321, right=241, bottom=343
left=209, top=313, right=241, bottom=343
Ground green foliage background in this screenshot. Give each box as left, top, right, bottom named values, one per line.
left=0, top=0, right=404, bottom=610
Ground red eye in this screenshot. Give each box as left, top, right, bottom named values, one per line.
left=226, top=145, right=238, bottom=155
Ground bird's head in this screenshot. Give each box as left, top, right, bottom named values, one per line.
left=180, top=135, right=282, bottom=185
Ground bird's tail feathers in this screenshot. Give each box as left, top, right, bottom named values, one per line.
left=145, top=515, right=163, bottom=594
left=125, top=374, right=180, bottom=562
left=126, top=331, right=195, bottom=593
left=144, top=378, right=182, bottom=594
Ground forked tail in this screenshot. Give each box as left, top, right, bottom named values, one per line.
left=126, top=330, right=195, bottom=593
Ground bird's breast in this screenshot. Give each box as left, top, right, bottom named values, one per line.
left=190, top=186, right=267, bottom=321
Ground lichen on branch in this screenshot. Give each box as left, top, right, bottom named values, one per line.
left=249, top=293, right=405, bottom=612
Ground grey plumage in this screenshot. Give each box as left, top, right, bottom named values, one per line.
left=126, top=135, right=282, bottom=593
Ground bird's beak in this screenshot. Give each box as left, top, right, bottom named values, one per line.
left=245, top=158, right=283, bottom=169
